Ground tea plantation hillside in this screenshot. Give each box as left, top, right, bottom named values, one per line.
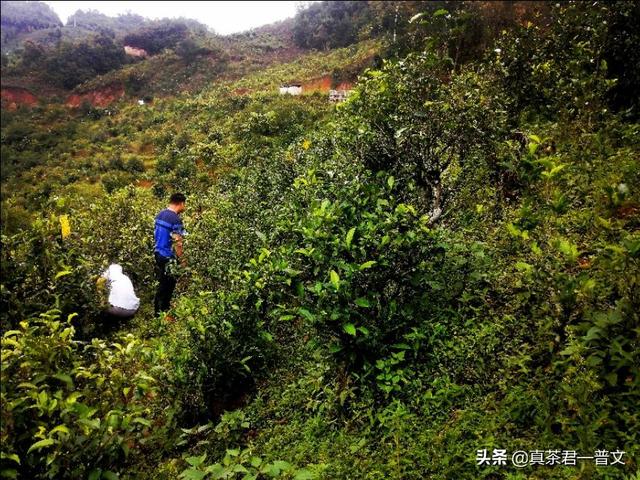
left=1, top=1, right=639, bottom=479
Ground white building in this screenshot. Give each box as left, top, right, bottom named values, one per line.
left=329, top=89, right=352, bottom=103
left=279, top=84, right=302, bottom=95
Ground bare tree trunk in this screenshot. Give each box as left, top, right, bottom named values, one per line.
left=428, top=182, right=443, bottom=224
left=393, top=3, right=399, bottom=44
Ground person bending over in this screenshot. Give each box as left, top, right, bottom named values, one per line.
left=99, top=263, right=140, bottom=321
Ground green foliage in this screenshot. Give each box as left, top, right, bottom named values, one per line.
left=293, top=1, right=372, bottom=50
left=0, top=310, right=178, bottom=478
left=9, top=31, right=127, bottom=89
left=492, top=1, right=639, bottom=122
left=1, top=188, right=160, bottom=335
left=604, top=1, right=640, bottom=118
left=0, top=0, right=61, bottom=53
left=178, top=449, right=321, bottom=480
left=339, top=52, right=505, bottom=219
left=164, top=289, right=276, bottom=422
left=123, top=21, right=190, bottom=55
left=65, top=10, right=146, bottom=34
left=0, top=1, right=61, bottom=30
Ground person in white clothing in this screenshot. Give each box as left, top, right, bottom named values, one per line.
left=99, top=264, right=140, bottom=318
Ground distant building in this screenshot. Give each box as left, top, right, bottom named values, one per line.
left=124, top=46, right=148, bottom=58
left=279, top=84, right=302, bottom=95
left=329, top=89, right=352, bottom=103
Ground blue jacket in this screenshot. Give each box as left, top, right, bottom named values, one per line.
left=154, top=209, right=185, bottom=258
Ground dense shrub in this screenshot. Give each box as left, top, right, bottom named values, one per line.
left=0, top=310, right=178, bottom=479
left=338, top=52, right=506, bottom=221
left=123, top=21, right=189, bottom=55
left=44, top=34, right=126, bottom=89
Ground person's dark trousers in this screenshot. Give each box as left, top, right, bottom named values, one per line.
left=154, top=252, right=177, bottom=316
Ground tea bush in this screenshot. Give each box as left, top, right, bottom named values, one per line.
left=0, top=310, right=178, bottom=479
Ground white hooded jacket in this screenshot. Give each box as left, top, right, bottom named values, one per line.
left=101, top=264, right=140, bottom=311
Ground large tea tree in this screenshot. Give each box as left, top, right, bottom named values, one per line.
left=337, top=52, right=505, bottom=223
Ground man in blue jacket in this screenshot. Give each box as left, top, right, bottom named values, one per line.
left=154, top=193, right=186, bottom=317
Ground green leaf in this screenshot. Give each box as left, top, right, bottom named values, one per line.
left=204, top=464, right=225, bottom=477
left=18, top=382, right=38, bottom=390
left=133, top=417, right=151, bottom=427
left=329, top=270, right=340, bottom=290
left=409, top=12, right=426, bottom=23
left=433, top=8, right=448, bottom=17
left=343, top=323, right=357, bottom=336
left=359, top=261, right=376, bottom=270
left=2, top=330, right=22, bottom=338
left=549, top=164, right=566, bottom=176
left=88, top=469, right=101, bottom=480
left=387, top=176, right=395, bottom=189
left=394, top=127, right=407, bottom=139
left=345, top=227, right=356, bottom=249
left=270, top=460, right=291, bottom=473
left=78, top=418, right=100, bottom=430
left=186, top=454, right=207, bottom=467
left=179, top=469, right=206, bottom=480
left=556, top=238, right=579, bottom=261
left=355, top=298, right=370, bottom=307
left=54, top=269, right=72, bottom=280
left=584, top=326, right=602, bottom=342
left=0, top=453, right=20, bottom=465
left=52, top=373, right=74, bottom=388
left=27, top=438, right=55, bottom=454
left=298, top=308, right=315, bottom=322
left=49, top=425, right=70, bottom=437
left=294, top=469, right=317, bottom=480
left=515, top=261, right=533, bottom=273
left=102, top=472, right=119, bottom=480
left=261, top=463, right=281, bottom=477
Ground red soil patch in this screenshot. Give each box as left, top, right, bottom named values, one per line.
left=301, top=76, right=332, bottom=93
left=66, top=83, right=125, bottom=108
left=301, top=76, right=354, bottom=93
left=1, top=86, right=39, bottom=110
left=335, top=81, right=354, bottom=90
left=616, top=203, right=639, bottom=220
